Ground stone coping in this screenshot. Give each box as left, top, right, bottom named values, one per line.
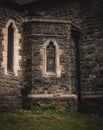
left=28, top=94, right=77, bottom=99
left=23, top=17, right=79, bottom=30
left=23, top=17, right=72, bottom=24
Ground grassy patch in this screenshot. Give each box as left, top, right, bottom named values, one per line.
left=0, top=110, right=103, bottom=130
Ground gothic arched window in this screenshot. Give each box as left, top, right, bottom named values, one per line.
left=41, top=39, right=62, bottom=77
left=7, top=23, right=14, bottom=71
left=2, top=19, right=21, bottom=76
left=46, top=42, right=55, bottom=72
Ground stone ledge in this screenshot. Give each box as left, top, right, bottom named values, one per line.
left=23, top=17, right=79, bottom=28
left=82, top=95, right=103, bottom=98
left=23, top=17, right=72, bottom=24
left=28, top=94, right=77, bottom=99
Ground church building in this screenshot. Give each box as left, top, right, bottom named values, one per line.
left=0, top=0, right=103, bottom=112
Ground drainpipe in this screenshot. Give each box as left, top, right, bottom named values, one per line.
left=71, top=25, right=81, bottom=111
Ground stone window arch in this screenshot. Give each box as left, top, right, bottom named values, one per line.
left=2, top=19, right=21, bottom=76
left=40, top=39, right=62, bottom=77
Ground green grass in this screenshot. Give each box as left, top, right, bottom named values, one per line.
left=0, top=110, right=103, bottom=130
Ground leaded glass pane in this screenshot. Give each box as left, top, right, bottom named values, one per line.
left=46, top=42, right=55, bottom=72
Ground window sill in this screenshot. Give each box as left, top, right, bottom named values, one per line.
left=44, top=72, right=57, bottom=77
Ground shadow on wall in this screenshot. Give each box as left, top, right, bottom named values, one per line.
left=21, top=84, right=32, bottom=110
left=81, top=97, right=103, bottom=113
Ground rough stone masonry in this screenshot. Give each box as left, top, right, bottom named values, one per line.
left=0, top=0, right=103, bottom=112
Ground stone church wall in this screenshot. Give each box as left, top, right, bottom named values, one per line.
left=80, top=0, right=103, bottom=112
left=22, top=19, right=78, bottom=110
left=0, top=0, right=103, bottom=112
left=0, top=6, right=23, bottom=111
left=22, top=0, right=103, bottom=112
left=21, top=0, right=81, bottom=111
